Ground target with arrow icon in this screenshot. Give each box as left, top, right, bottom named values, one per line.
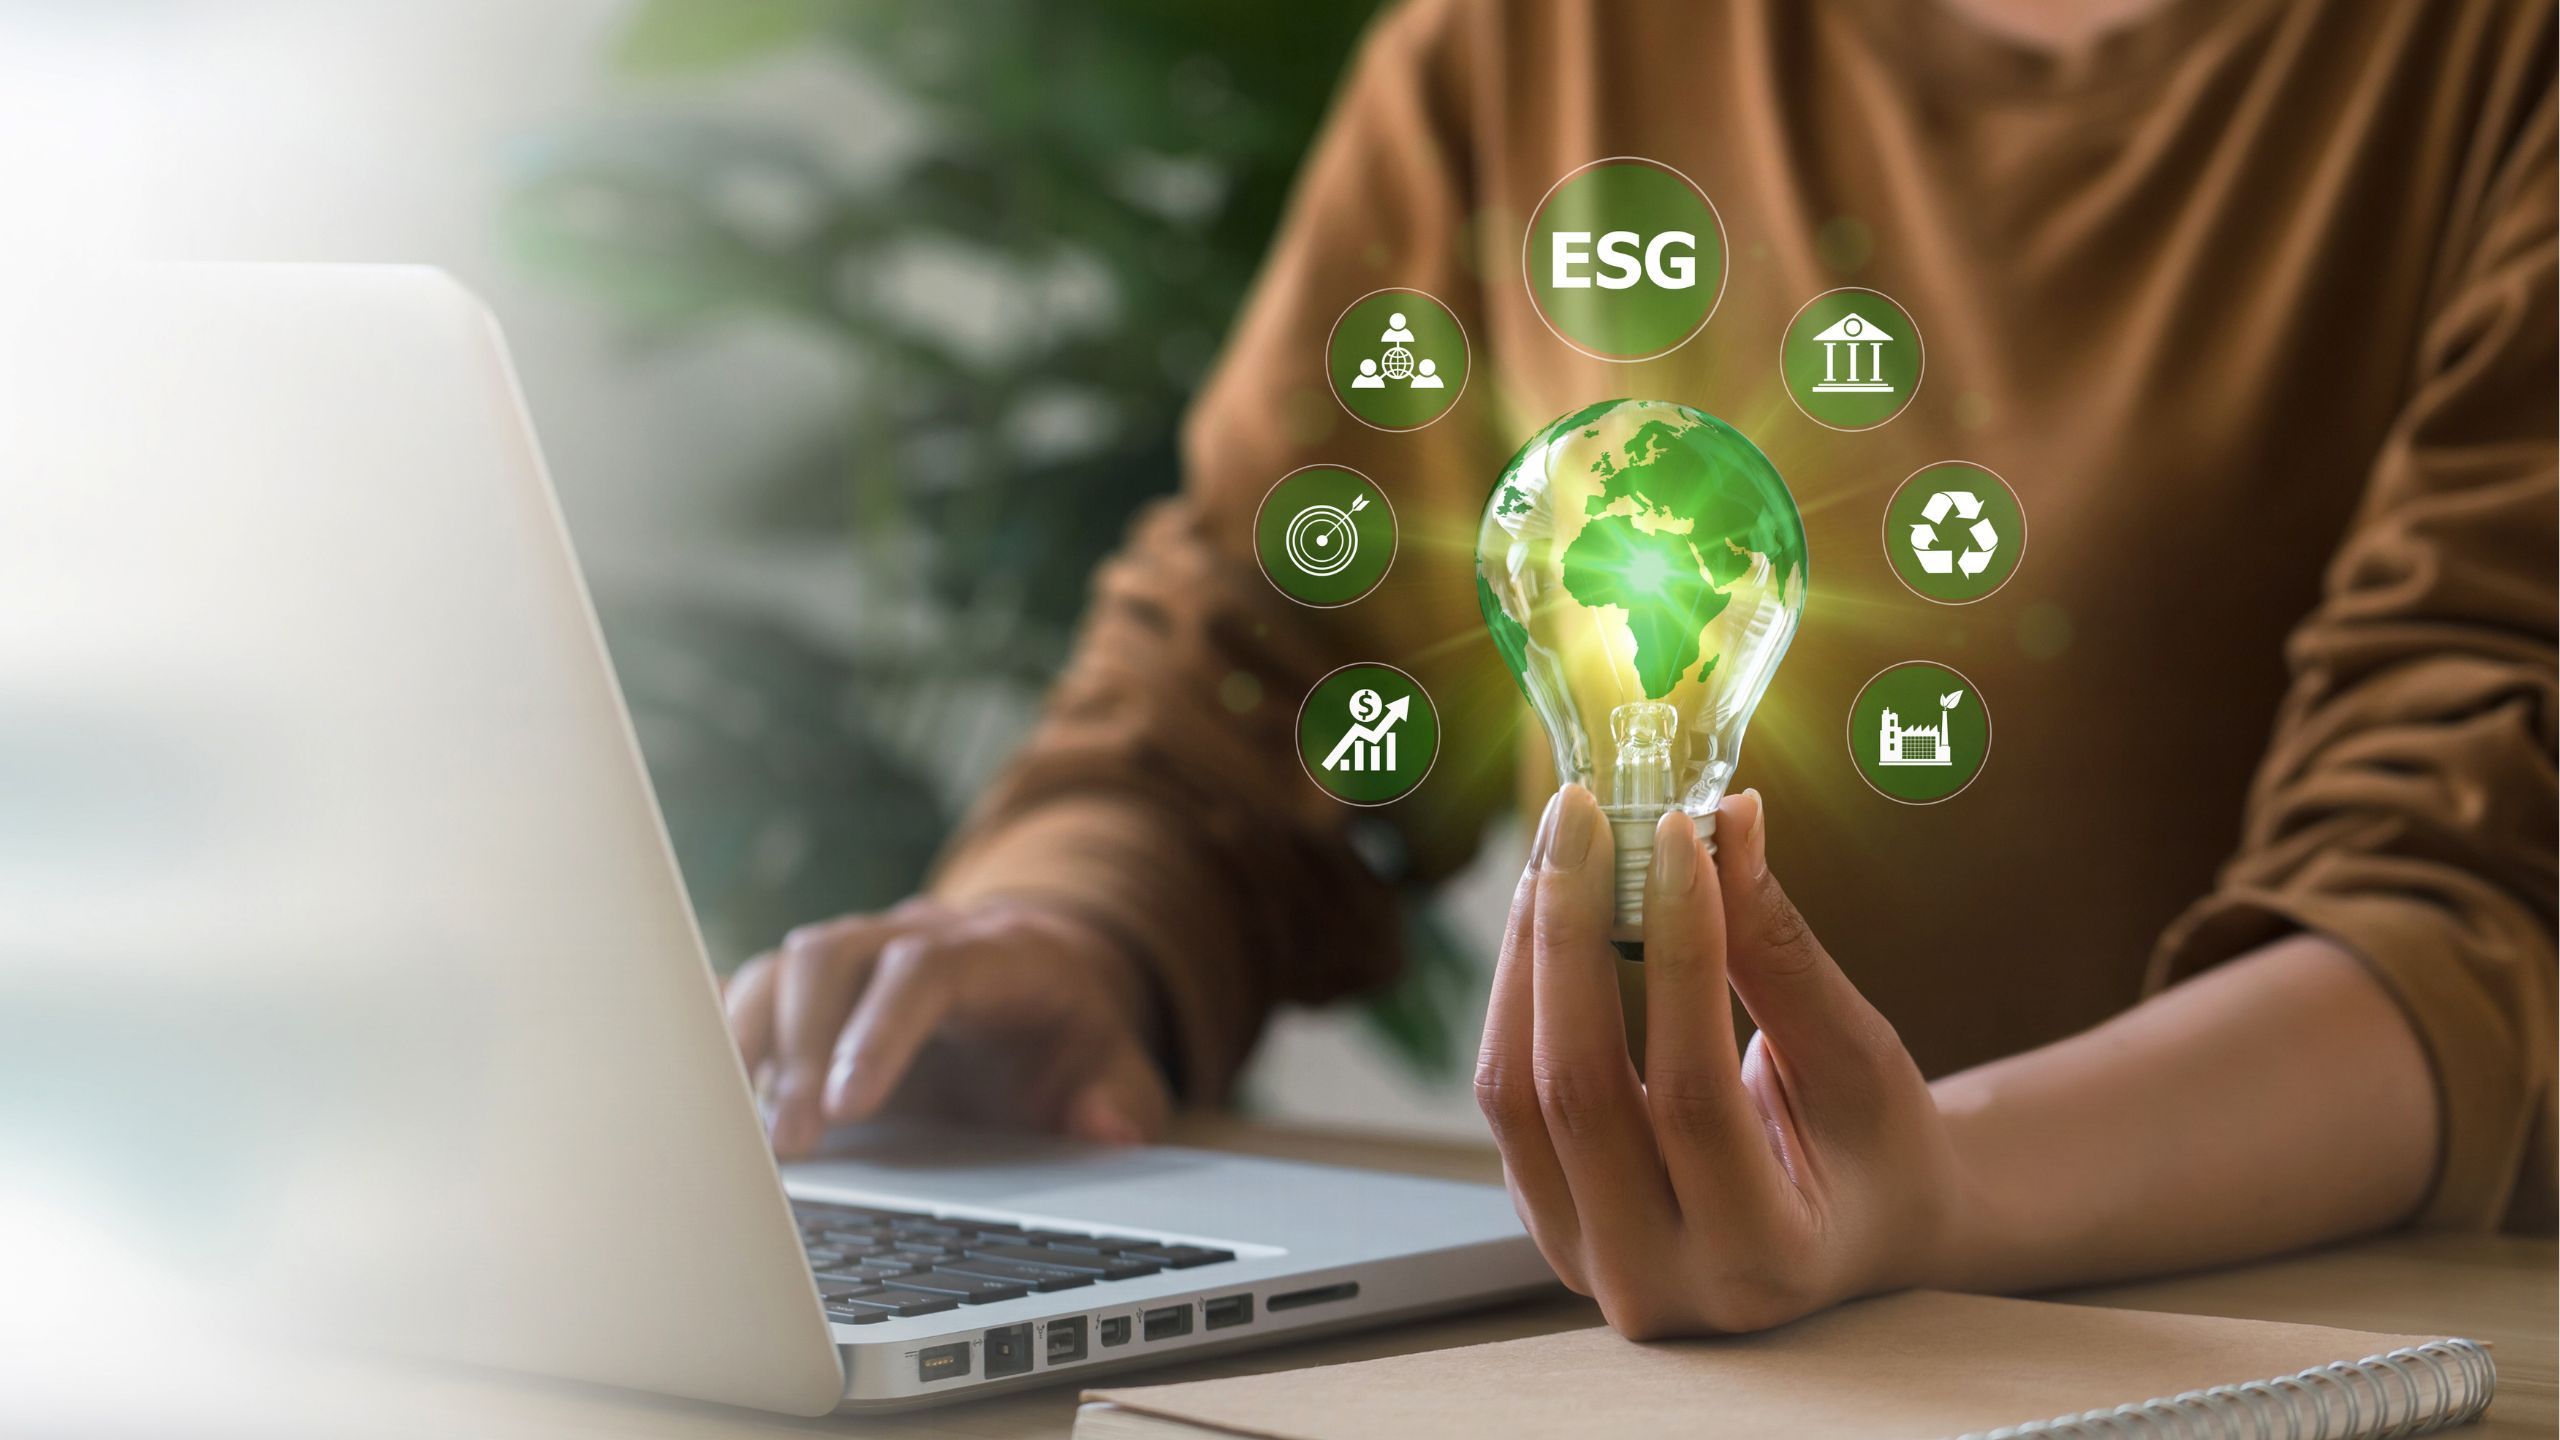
left=1285, top=495, right=1367, bottom=577
left=1255, top=466, right=1397, bottom=607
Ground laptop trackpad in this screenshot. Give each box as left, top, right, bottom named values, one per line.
left=783, top=1120, right=1227, bottom=1210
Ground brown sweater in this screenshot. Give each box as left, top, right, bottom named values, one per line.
left=937, top=0, right=2558, bottom=1232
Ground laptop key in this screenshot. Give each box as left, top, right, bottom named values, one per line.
left=890, top=1221, right=974, bottom=1243
left=833, top=1288, right=964, bottom=1318
left=826, top=1261, right=917, bottom=1280
left=824, top=1306, right=891, bottom=1325
left=886, top=1271, right=1033, bottom=1304
left=930, top=1257, right=1096, bottom=1292
left=815, top=1265, right=911, bottom=1285
left=816, top=1283, right=884, bottom=1303
left=1116, top=1245, right=1236, bottom=1269
left=966, top=1243, right=1163, bottom=1281
left=1037, top=1233, right=1164, bottom=1256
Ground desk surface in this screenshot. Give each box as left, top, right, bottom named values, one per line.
left=78, top=1118, right=2559, bottom=1439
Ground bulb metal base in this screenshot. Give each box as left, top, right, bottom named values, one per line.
left=1604, top=804, right=1719, bottom=950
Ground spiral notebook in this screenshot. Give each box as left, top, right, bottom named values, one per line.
left=1074, top=1291, right=2495, bottom=1440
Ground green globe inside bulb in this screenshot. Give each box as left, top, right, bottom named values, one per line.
left=1475, top=399, right=1807, bottom=942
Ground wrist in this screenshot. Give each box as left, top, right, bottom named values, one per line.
left=1028, top=900, right=1181, bottom=1091
left=1910, top=1069, right=2016, bottom=1293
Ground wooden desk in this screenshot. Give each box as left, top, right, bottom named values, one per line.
left=61, top=1119, right=2553, bottom=1438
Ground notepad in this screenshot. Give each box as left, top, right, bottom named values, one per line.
left=1075, top=1291, right=2494, bottom=1440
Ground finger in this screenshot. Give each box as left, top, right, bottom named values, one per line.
left=1061, top=1042, right=1172, bottom=1146
left=1738, top=1028, right=1814, bottom=1186
left=770, top=917, right=895, bottom=1155
left=1530, top=785, right=1676, bottom=1273
left=1641, top=809, right=1787, bottom=1223
left=1713, top=790, right=1901, bottom=1092
left=1475, top=790, right=1587, bottom=1291
left=824, top=927, right=993, bottom=1124
left=724, top=951, right=778, bottom=1074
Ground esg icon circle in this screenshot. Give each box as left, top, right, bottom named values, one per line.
left=1524, top=156, right=1726, bottom=363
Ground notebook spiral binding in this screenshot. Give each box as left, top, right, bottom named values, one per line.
left=1954, top=1338, right=2495, bottom=1440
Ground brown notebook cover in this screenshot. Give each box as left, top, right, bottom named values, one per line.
left=1077, top=1291, right=2492, bottom=1440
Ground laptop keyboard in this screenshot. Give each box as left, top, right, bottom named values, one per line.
left=792, top=1199, right=1236, bottom=1325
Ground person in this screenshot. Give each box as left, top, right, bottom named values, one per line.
left=722, top=0, right=2556, bottom=1337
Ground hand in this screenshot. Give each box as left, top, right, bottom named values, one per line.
left=1473, top=784, right=1973, bottom=1338
left=722, top=896, right=1172, bottom=1158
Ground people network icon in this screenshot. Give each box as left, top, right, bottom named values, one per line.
left=1349, top=311, right=1445, bottom=391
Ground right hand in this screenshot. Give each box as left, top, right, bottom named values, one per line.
left=721, top=896, right=1172, bottom=1158
left=1472, top=785, right=1969, bottom=1338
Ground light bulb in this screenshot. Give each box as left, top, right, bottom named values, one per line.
left=1475, top=399, right=1808, bottom=944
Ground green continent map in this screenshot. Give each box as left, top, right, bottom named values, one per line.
left=1556, top=419, right=1782, bottom=699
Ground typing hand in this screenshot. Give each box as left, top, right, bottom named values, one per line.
left=723, top=897, right=1171, bottom=1158
left=1475, top=784, right=1969, bottom=1338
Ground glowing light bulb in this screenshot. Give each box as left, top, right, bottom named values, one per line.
left=1475, top=399, right=1808, bottom=944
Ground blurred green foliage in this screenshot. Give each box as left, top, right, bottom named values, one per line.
left=506, top=0, right=1478, bottom=1087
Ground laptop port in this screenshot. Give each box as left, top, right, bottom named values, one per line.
left=1143, top=1304, right=1192, bottom=1342
left=1267, top=1281, right=1359, bottom=1312
left=1045, top=1316, right=1087, bottom=1365
left=1098, top=1315, right=1132, bottom=1347
left=917, top=1341, right=971, bottom=1383
left=983, top=1323, right=1034, bottom=1379
left=1204, top=1294, right=1253, bottom=1330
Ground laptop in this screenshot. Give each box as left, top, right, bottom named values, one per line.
left=0, top=264, right=1552, bottom=1414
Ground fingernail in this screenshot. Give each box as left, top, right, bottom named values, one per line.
left=1653, top=811, right=1698, bottom=894
left=1744, top=787, right=1769, bottom=878
left=1531, top=787, right=1565, bottom=866
left=1545, top=785, right=1597, bottom=871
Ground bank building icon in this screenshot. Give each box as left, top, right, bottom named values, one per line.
left=1810, top=311, right=1895, bottom=392
left=1878, top=690, right=1963, bottom=767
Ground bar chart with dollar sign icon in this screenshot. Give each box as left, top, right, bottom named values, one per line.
left=1298, top=662, right=1439, bottom=805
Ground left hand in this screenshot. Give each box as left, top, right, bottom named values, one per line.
left=1473, top=783, right=1975, bottom=1338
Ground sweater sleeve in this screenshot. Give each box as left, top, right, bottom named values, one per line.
left=2146, top=78, right=2558, bottom=1231
left=932, top=0, right=1509, bottom=1101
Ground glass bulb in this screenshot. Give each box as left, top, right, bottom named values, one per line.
left=1475, top=399, right=1807, bottom=942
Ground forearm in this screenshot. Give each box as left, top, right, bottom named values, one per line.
left=1926, top=934, right=2439, bottom=1294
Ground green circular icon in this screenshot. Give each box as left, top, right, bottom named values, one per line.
left=1781, top=287, right=1924, bottom=430
left=1256, top=466, right=1397, bottom=607
left=1327, top=288, right=1468, bottom=431
left=1883, top=462, right=2026, bottom=605
left=1297, top=662, right=1440, bottom=806
left=1847, top=661, right=1990, bottom=805
left=1523, top=157, right=1726, bottom=362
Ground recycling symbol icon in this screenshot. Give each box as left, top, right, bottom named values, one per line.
left=1909, top=490, right=1998, bottom=577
